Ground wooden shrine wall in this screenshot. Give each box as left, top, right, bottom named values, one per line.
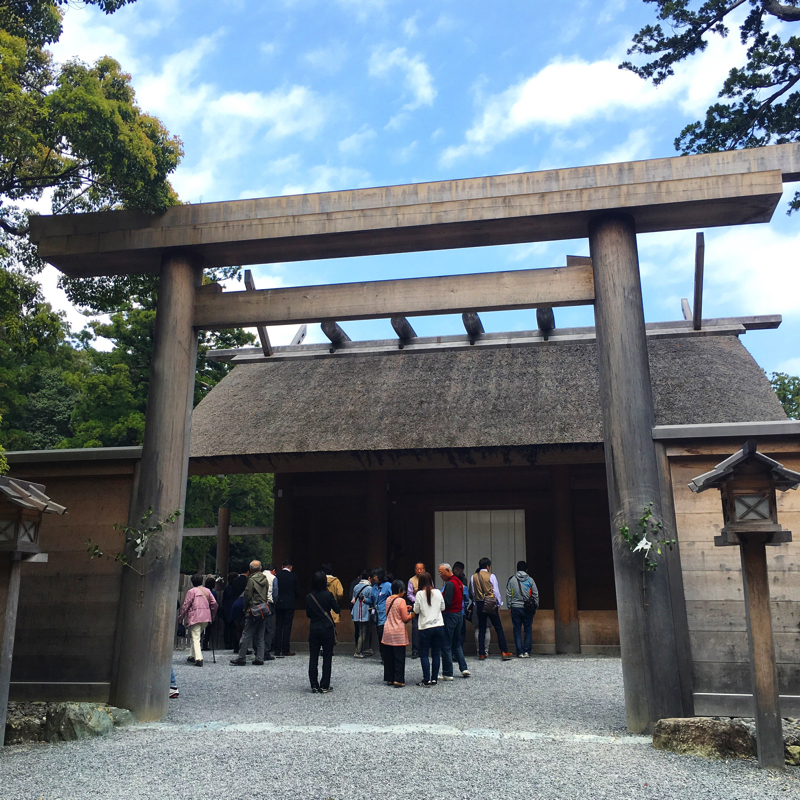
left=668, top=448, right=800, bottom=716
left=7, top=460, right=134, bottom=702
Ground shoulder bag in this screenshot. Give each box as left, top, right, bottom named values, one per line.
left=478, top=572, right=499, bottom=615
left=246, top=585, right=271, bottom=619
left=309, top=592, right=338, bottom=644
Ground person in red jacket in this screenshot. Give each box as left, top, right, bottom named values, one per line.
left=438, top=563, right=470, bottom=679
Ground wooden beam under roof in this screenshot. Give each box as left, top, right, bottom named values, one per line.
left=693, top=232, right=705, bottom=331
left=28, top=144, right=798, bottom=277
left=204, top=314, right=780, bottom=363
left=193, top=264, right=595, bottom=330
left=244, top=269, right=273, bottom=356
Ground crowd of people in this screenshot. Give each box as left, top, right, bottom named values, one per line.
left=176, top=556, right=539, bottom=695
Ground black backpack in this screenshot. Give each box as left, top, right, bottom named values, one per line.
left=516, top=577, right=537, bottom=614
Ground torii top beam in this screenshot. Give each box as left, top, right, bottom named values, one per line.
left=29, top=144, right=800, bottom=278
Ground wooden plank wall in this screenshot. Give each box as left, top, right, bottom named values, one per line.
left=9, top=467, right=133, bottom=701
left=669, top=453, right=800, bottom=698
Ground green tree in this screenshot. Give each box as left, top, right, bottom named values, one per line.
left=771, top=371, right=800, bottom=417
left=1, top=1, right=181, bottom=249
left=622, top=1, right=800, bottom=212
left=181, top=474, right=275, bottom=574
left=0, top=263, right=82, bottom=450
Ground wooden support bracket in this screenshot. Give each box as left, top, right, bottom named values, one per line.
left=244, top=269, right=274, bottom=356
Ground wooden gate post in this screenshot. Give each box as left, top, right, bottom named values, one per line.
left=217, top=506, right=231, bottom=581
left=552, top=465, right=580, bottom=654
left=110, top=252, right=202, bottom=721
left=589, top=213, right=686, bottom=733
left=741, top=537, right=785, bottom=769
left=0, top=555, right=22, bottom=746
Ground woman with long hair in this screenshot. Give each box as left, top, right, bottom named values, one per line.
left=412, top=571, right=445, bottom=686
left=306, top=570, right=341, bottom=693
left=380, top=579, right=413, bottom=687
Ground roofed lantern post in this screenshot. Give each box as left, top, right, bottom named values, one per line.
left=690, top=441, right=799, bottom=771
left=588, top=213, right=691, bottom=733
left=110, top=252, right=202, bottom=721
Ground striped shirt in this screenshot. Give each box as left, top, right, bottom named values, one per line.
left=381, top=595, right=412, bottom=646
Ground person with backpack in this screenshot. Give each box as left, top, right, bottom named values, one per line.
left=506, top=560, right=540, bottom=658
left=368, top=568, right=392, bottom=663
left=350, top=569, right=373, bottom=658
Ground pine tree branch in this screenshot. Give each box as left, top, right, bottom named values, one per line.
left=0, top=217, right=29, bottom=237
left=763, top=0, right=800, bottom=22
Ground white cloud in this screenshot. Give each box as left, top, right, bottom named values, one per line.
left=207, top=86, right=327, bottom=140
left=280, top=165, right=372, bottom=195
left=597, top=128, right=653, bottom=165
left=777, top=357, right=800, bottom=375
left=337, top=0, right=390, bottom=21
left=402, top=13, right=421, bottom=37
left=135, top=36, right=218, bottom=127
left=260, top=41, right=280, bottom=57
left=431, top=13, right=458, bottom=33
left=598, top=0, right=626, bottom=25
left=395, top=141, right=417, bottom=163
left=440, top=31, right=745, bottom=166
left=303, top=41, right=348, bottom=73
left=49, top=8, right=137, bottom=67
left=338, top=126, right=377, bottom=154
left=369, top=46, right=436, bottom=111
left=636, top=205, right=800, bottom=325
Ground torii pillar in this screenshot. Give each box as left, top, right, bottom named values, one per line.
left=110, top=252, right=202, bottom=721
left=589, top=213, right=690, bottom=733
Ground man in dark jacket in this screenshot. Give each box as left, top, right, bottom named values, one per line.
left=273, top=558, right=300, bottom=657
left=230, top=561, right=271, bottom=666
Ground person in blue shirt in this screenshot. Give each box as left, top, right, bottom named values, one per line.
left=369, top=567, right=392, bottom=664
left=350, top=569, right=373, bottom=658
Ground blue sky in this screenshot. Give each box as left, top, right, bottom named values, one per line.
left=39, top=0, right=800, bottom=375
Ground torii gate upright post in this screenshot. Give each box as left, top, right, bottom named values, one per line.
left=110, top=252, right=202, bottom=721
left=589, top=213, right=688, bottom=732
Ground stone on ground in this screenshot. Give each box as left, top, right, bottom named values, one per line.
left=653, top=718, right=756, bottom=760
left=44, top=703, right=115, bottom=742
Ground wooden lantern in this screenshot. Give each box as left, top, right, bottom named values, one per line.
left=690, top=439, right=800, bottom=770
left=0, top=479, right=56, bottom=553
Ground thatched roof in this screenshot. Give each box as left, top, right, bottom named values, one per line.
left=190, top=336, right=786, bottom=458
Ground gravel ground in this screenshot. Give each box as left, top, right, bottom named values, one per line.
left=2, top=651, right=797, bottom=800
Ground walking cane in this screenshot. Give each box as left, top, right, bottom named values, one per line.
left=211, top=615, right=216, bottom=664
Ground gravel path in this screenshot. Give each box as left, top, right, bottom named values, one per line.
left=2, top=651, right=797, bottom=799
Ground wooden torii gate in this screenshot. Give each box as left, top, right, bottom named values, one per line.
left=30, top=144, right=800, bottom=730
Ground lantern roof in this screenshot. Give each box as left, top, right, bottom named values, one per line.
left=0, top=476, right=67, bottom=515
left=689, top=439, right=800, bottom=494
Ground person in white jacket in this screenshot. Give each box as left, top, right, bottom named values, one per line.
left=412, top=572, right=445, bottom=686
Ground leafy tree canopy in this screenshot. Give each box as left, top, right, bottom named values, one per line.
left=181, top=474, right=275, bottom=575
left=770, top=371, right=800, bottom=417
left=0, top=1, right=181, bottom=250
left=623, top=0, right=800, bottom=212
